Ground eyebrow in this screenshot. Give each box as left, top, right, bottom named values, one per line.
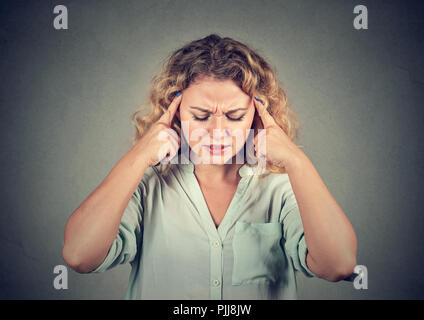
left=189, top=106, right=248, bottom=114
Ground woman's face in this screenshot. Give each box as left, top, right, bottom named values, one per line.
left=178, top=76, right=255, bottom=164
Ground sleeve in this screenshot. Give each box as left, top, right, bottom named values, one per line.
left=88, top=182, right=144, bottom=273
left=280, top=185, right=317, bottom=278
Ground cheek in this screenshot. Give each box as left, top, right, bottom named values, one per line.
left=243, top=112, right=255, bottom=130
left=232, top=113, right=255, bottom=138
left=227, top=121, right=254, bottom=151
left=180, top=114, right=207, bottom=145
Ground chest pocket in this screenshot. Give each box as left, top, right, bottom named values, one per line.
left=231, top=221, right=287, bottom=286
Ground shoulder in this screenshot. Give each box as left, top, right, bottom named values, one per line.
left=136, top=165, right=162, bottom=196
left=253, top=170, right=297, bottom=210
left=137, top=163, right=179, bottom=192
left=138, top=165, right=159, bottom=186
left=256, top=170, right=293, bottom=194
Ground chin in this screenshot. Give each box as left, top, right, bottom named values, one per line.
left=189, top=145, right=244, bottom=165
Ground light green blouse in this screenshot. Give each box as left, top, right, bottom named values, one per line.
left=89, top=160, right=316, bottom=299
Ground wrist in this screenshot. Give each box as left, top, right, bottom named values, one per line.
left=129, top=143, right=151, bottom=171
left=284, top=150, right=308, bottom=174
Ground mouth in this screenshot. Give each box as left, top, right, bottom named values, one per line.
left=203, top=144, right=231, bottom=155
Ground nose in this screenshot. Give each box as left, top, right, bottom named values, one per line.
left=209, top=115, right=230, bottom=139
left=210, top=115, right=223, bottom=130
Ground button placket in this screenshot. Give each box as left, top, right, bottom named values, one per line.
left=210, top=239, right=223, bottom=300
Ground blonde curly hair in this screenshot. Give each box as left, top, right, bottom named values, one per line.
left=130, top=34, right=301, bottom=175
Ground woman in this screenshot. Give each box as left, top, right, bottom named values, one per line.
left=62, top=34, right=357, bottom=299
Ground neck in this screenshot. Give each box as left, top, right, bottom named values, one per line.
left=187, top=148, right=246, bottom=184
left=194, top=162, right=243, bottom=184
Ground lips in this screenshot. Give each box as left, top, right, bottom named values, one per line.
left=204, top=144, right=231, bottom=154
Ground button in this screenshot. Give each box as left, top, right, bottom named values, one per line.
left=213, top=240, right=221, bottom=247
left=212, top=279, right=221, bottom=286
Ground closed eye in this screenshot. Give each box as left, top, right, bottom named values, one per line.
left=226, top=114, right=245, bottom=121
left=192, top=114, right=210, bottom=121
left=193, top=114, right=245, bottom=122
left=189, top=105, right=249, bottom=122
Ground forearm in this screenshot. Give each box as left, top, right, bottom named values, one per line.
left=285, top=151, right=357, bottom=280
left=63, top=143, right=149, bottom=273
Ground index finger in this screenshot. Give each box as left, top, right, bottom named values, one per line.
left=254, top=97, right=275, bottom=128
left=160, top=92, right=182, bottom=125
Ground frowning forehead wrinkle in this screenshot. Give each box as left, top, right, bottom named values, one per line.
left=189, top=106, right=249, bottom=113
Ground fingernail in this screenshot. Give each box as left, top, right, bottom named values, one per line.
left=176, top=91, right=181, bottom=97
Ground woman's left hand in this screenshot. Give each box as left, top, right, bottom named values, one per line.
left=253, top=97, right=303, bottom=171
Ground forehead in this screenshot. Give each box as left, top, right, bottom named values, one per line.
left=183, top=76, right=250, bottom=108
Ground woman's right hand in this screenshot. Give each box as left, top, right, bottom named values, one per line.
left=134, top=92, right=182, bottom=168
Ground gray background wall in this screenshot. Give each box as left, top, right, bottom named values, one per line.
left=1, top=0, right=423, bottom=299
